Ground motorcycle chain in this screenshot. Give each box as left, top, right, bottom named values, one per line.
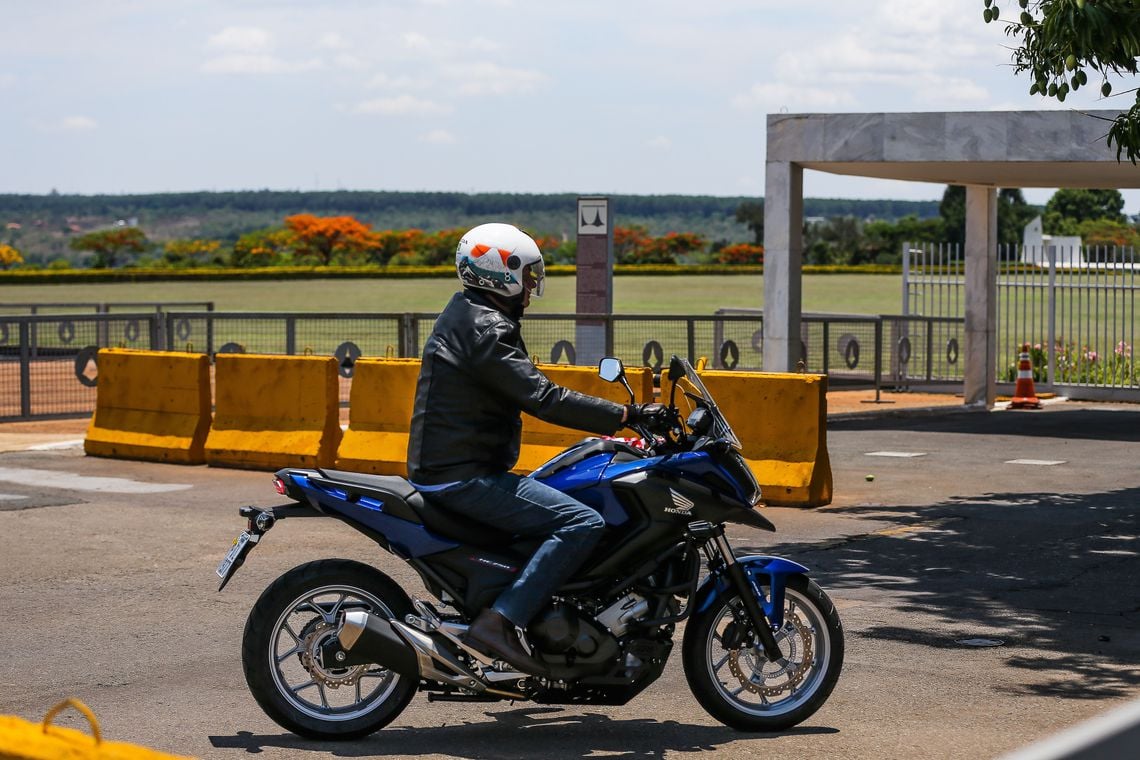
left=727, top=612, right=813, bottom=697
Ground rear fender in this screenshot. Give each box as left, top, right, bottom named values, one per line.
left=693, top=556, right=809, bottom=628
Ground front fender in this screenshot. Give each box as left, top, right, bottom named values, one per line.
left=692, top=555, right=810, bottom=627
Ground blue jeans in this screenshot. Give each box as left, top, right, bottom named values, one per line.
left=425, top=472, right=606, bottom=627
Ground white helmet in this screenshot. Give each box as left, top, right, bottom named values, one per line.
left=455, top=223, right=545, bottom=299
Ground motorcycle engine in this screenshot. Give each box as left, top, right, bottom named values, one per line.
left=529, top=603, right=603, bottom=656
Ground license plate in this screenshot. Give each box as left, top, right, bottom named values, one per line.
left=216, top=531, right=251, bottom=579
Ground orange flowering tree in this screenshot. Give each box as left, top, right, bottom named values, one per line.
left=626, top=231, right=706, bottom=265
left=713, top=243, right=764, bottom=265
left=613, top=225, right=652, bottom=263
left=285, top=214, right=383, bottom=265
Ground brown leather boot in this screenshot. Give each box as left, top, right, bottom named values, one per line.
left=463, top=609, right=548, bottom=675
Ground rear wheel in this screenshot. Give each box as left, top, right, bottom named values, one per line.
left=242, top=559, right=418, bottom=739
left=682, top=574, right=843, bottom=731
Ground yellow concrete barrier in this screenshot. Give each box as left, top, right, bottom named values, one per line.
left=514, top=364, right=654, bottom=473
left=666, top=370, right=832, bottom=507
left=84, top=348, right=211, bottom=464
left=335, top=358, right=421, bottom=476
left=205, top=354, right=341, bottom=470
left=0, top=698, right=193, bottom=759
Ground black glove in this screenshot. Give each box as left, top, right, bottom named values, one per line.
left=625, top=403, right=669, bottom=427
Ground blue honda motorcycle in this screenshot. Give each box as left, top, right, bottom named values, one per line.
left=217, top=355, right=843, bottom=738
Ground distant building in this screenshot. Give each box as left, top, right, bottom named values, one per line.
left=1021, top=215, right=1083, bottom=267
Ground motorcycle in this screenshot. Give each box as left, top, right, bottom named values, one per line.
left=216, top=355, right=843, bottom=738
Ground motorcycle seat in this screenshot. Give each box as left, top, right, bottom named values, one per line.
left=317, top=469, right=511, bottom=547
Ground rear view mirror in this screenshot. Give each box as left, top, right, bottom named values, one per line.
left=598, top=357, right=624, bottom=383
left=667, top=355, right=686, bottom=382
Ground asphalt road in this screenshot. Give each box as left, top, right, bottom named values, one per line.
left=1, top=403, right=1138, bottom=759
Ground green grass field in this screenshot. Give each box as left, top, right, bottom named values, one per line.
left=0, top=274, right=906, bottom=316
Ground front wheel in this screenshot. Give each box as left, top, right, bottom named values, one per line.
left=682, top=573, right=843, bottom=731
left=242, top=559, right=418, bottom=739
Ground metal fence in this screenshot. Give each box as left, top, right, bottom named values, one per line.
left=0, top=312, right=163, bottom=419
left=0, top=301, right=214, bottom=316
left=4, top=309, right=957, bottom=421
left=905, top=242, right=1139, bottom=398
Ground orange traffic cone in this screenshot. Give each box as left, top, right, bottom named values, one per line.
left=1009, top=343, right=1043, bottom=409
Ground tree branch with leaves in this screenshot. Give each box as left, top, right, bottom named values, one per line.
left=983, top=0, right=1140, bottom=162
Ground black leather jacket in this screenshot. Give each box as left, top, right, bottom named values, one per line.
left=407, top=289, right=626, bottom=485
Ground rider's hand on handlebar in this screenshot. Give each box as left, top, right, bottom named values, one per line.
left=624, top=403, right=670, bottom=429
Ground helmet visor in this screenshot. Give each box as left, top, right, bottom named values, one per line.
left=523, top=261, right=545, bottom=297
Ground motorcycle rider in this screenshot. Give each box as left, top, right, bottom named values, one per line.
left=407, top=222, right=665, bottom=675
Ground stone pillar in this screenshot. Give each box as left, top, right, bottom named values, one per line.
left=963, top=185, right=998, bottom=407
left=762, top=161, right=804, bottom=372
left=575, top=196, right=613, bottom=366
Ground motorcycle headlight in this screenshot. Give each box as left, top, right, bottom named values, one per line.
left=723, top=449, right=762, bottom=506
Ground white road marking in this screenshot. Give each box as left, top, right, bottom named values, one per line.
left=1005, top=459, right=1066, bottom=466
left=0, top=494, right=29, bottom=501
left=0, top=467, right=192, bottom=493
left=865, top=451, right=928, bottom=458
left=24, top=439, right=85, bottom=451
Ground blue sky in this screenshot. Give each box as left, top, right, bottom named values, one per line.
left=3, top=0, right=1138, bottom=209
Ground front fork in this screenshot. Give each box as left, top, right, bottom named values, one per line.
left=703, top=524, right=785, bottom=662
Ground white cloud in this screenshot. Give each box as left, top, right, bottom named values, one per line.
left=352, top=94, right=451, bottom=115
left=207, top=26, right=271, bottom=53
left=58, top=116, right=97, bottom=132
left=403, top=32, right=431, bottom=50
left=420, top=129, right=457, bottom=144
left=732, top=82, right=856, bottom=112
left=317, top=32, right=350, bottom=50
left=333, top=54, right=367, bottom=70
left=367, top=72, right=430, bottom=89
left=469, top=37, right=500, bottom=53
left=646, top=136, right=671, bottom=150
left=443, top=61, right=545, bottom=96
left=0, top=73, right=14, bottom=88
left=202, top=55, right=323, bottom=75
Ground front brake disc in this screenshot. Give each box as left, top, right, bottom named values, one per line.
left=727, top=612, right=814, bottom=697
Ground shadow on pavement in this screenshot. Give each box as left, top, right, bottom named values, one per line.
left=742, top=486, right=1140, bottom=700
left=830, top=408, right=1140, bottom=442
left=210, top=708, right=838, bottom=756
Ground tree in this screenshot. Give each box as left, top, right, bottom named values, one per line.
left=613, top=225, right=652, bottom=263
left=231, top=227, right=297, bottom=267
left=0, top=243, right=23, bottom=269
left=622, top=231, right=706, bottom=264
left=939, top=185, right=967, bottom=246
left=998, top=188, right=1041, bottom=245
left=983, top=0, right=1140, bottom=162
left=69, top=226, right=149, bottom=268
left=713, top=243, right=764, bottom=265
left=284, top=214, right=382, bottom=265
left=163, top=238, right=223, bottom=268
left=1076, top=217, right=1140, bottom=250
left=801, top=217, right=862, bottom=265
left=735, top=201, right=764, bottom=245
left=860, top=215, right=946, bottom=264
left=1045, top=188, right=1125, bottom=224
left=938, top=185, right=1041, bottom=245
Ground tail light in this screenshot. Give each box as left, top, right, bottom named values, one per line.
left=272, top=477, right=287, bottom=495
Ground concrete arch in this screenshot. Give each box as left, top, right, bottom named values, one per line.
left=763, top=110, right=1140, bottom=406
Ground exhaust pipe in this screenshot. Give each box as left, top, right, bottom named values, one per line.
left=330, top=611, right=488, bottom=692
left=329, top=610, right=420, bottom=678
